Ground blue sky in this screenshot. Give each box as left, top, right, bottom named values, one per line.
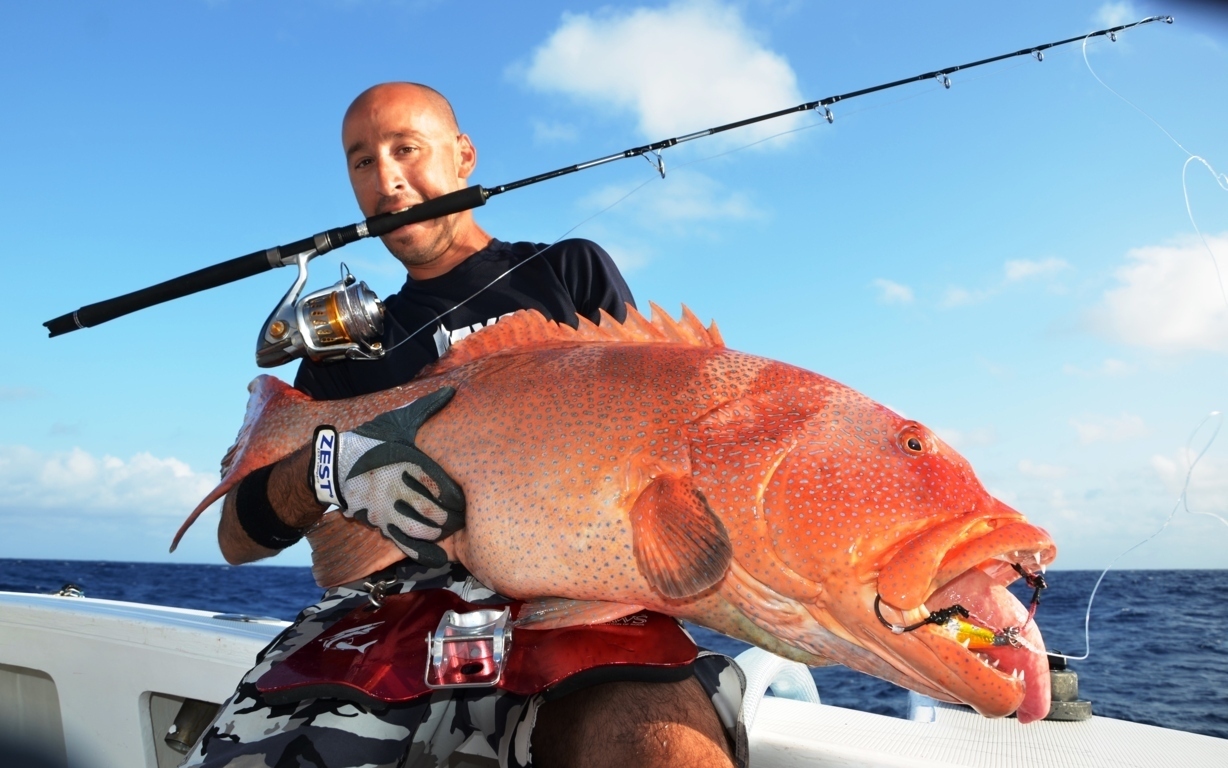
left=1, top=0, right=1225, bottom=569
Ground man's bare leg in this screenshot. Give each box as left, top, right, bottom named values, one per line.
left=531, top=677, right=735, bottom=768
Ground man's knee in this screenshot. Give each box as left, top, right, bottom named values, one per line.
left=531, top=676, right=734, bottom=768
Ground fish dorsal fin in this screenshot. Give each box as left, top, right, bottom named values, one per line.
left=423, top=303, right=724, bottom=377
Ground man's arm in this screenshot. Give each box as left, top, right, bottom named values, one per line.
left=218, top=391, right=466, bottom=567
left=549, top=240, right=635, bottom=323
left=218, top=446, right=326, bottom=565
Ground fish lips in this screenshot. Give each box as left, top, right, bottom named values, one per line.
left=872, top=522, right=1056, bottom=721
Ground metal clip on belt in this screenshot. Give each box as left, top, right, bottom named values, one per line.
left=425, top=607, right=512, bottom=689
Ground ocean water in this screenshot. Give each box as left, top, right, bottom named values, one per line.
left=1, top=560, right=1225, bottom=739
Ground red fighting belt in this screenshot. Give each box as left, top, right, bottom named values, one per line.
left=256, top=589, right=698, bottom=706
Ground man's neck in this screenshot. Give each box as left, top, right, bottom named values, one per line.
left=406, top=219, right=493, bottom=281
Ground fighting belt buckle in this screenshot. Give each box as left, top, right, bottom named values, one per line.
left=424, top=607, right=512, bottom=689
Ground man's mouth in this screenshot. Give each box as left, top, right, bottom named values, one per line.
left=375, top=197, right=425, bottom=218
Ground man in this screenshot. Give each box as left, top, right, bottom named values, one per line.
left=185, top=83, right=746, bottom=768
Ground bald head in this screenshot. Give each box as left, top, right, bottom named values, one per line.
left=341, top=82, right=489, bottom=278
left=344, top=82, right=459, bottom=138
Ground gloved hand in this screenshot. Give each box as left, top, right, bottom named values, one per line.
left=312, top=387, right=465, bottom=567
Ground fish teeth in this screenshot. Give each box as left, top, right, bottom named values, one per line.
left=960, top=638, right=971, bottom=649
left=901, top=606, right=931, bottom=625
left=1033, top=553, right=1042, bottom=566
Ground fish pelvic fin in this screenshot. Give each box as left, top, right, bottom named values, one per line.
left=632, top=476, right=733, bottom=601
left=515, top=599, right=646, bottom=630
left=307, top=512, right=406, bottom=587
left=421, top=303, right=723, bottom=377
left=170, top=375, right=314, bottom=552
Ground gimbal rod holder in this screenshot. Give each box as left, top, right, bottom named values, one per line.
left=43, top=185, right=491, bottom=337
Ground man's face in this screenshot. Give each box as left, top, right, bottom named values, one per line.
left=342, top=86, right=476, bottom=269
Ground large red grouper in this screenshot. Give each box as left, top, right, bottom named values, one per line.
left=173, top=304, right=1057, bottom=722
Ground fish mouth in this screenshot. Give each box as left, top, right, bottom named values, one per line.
left=872, top=523, right=1056, bottom=722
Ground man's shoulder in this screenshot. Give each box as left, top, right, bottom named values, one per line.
left=533, top=239, right=619, bottom=277
left=495, top=238, right=611, bottom=264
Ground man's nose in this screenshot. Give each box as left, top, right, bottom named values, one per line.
left=374, top=155, right=407, bottom=196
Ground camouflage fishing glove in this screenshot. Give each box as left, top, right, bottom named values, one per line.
left=311, top=387, right=465, bottom=567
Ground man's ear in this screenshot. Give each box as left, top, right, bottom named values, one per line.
left=456, top=133, right=478, bottom=181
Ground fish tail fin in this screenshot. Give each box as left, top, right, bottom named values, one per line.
left=306, top=513, right=406, bottom=587
left=170, top=375, right=315, bottom=552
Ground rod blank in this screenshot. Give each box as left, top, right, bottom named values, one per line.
left=43, top=16, right=1171, bottom=338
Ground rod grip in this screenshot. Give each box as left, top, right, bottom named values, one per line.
left=44, top=250, right=274, bottom=337
left=364, top=185, right=488, bottom=238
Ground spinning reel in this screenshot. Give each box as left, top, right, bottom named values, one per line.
left=255, top=249, right=385, bottom=368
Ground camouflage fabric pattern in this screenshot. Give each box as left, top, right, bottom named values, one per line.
left=180, top=562, right=747, bottom=768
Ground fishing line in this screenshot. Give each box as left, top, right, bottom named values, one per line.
left=45, top=15, right=1175, bottom=340
left=375, top=33, right=1131, bottom=362
left=1082, top=33, right=1228, bottom=310
left=376, top=171, right=665, bottom=357
left=1041, top=29, right=1228, bottom=663
left=1048, top=410, right=1224, bottom=662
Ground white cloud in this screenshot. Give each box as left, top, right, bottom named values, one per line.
left=1070, top=413, right=1149, bottom=444
left=601, top=242, right=653, bottom=273
left=1062, top=358, right=1135, bottom=377
left=1096, top=2, right=1138, bottom=28
left=0, top=387, right=42, bottom=401
left=941, top=257, right=1071, bottom=309
left=532, top=119, right=579, bottom=144
left=1018, top=459, right=1069, bottom=479
left=580, top=171, right=760, bottom=225
left=521, top=1, right=804, bottom=146
left=1005, top=257, right=1069, bottom=282
left=0, top=444, right=217, bottom=518
left=941, top=286, right=988, bottom=308
left=934, top=426, right=996, bottom=448
left=872, top=279, right=913, bottom=305
left=1091, top=233, right=1228, bottom=353
left=1151, top=449, right=1228, bottom=526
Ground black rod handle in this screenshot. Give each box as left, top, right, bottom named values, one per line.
left=44, top=250, right=277, bottom=337
left=43, top=185, right=489, bottom=338
left=365, top=185, right=488, bottom=238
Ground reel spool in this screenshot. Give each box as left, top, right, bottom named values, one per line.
left=257, top=251, right=385, bottom=368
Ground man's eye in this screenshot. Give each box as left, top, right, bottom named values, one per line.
left=354, top=158, right=372, bottom=169
left=398, top=146, right=418, bottom=155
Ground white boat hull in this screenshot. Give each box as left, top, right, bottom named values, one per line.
left=1, top=591, right=1224, bottom=768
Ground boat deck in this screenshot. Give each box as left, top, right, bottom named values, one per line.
left=1, top=591, right=1224, bottom=768
left=751, top=694, right=1226, bottom=767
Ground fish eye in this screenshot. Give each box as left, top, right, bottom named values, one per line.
left=897, top=425, right=929, bottom=457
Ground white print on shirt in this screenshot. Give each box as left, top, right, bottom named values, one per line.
left=433, top=313, right=515, bottom=357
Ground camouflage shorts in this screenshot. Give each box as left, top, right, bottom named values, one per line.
left=181, top=563, right=747, bottom=768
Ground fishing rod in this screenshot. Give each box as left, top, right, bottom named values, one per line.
left=43, top=14, right=1174, bottom=366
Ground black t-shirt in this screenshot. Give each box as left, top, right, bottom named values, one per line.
left=294, top=238, right=635, bottom=400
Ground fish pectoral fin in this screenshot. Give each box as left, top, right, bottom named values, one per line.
left=631, top=475, right=733, bottom=600
left=515, top=598, right=646, bottom=630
